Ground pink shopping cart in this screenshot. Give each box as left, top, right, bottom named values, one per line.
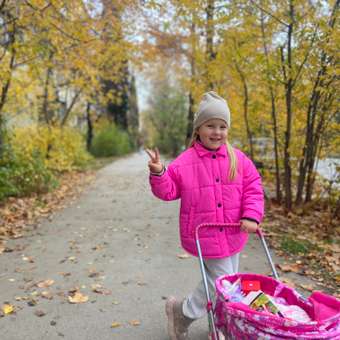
left=195, top=223, right=340, bottom=340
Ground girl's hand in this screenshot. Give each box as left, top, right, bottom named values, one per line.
left=240, top=219, right=259, bottom=233
left=145, top=148, right=164, bottom=174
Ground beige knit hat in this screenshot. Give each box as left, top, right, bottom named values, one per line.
left=193, top=91, right=231, bottom=130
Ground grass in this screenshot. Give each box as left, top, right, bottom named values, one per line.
left=281, top=236, right=313, bottom=254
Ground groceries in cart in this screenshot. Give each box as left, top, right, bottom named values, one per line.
left=220, top=277, right=316, bottom=323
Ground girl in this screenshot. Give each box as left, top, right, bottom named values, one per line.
left=146, top=91, right=264, bottom=340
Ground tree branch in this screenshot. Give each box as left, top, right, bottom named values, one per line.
left=250, top=0, right=289, bottom=27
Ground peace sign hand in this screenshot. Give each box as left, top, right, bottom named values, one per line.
left=145, top=148, right=164, bottom=174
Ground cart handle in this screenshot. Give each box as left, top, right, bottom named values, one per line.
left=195, top=223, right=279, bottom=280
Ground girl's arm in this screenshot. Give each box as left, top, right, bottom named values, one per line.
left=241, top=156, right=264, bottom=226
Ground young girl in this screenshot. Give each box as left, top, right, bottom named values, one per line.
left=146, top=91, right=264, bottom=340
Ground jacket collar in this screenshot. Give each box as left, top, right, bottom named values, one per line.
left=193, top=141, right=227, bottom=158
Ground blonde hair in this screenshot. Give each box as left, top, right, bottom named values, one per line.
left=188, top=130, right=237, bottom=181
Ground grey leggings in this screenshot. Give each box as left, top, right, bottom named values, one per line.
left=182, top=253, right=240, bottom=319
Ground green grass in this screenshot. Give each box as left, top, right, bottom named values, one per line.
left=281, top=236, right=313, bottom=254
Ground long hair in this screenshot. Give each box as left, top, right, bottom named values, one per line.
left=188, top=130, right=237, bottom=181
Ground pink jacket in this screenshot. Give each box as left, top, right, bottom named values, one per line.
left=149, top=142, right=264, bottom=258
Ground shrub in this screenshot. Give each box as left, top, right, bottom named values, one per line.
left=11, top=126, right=92, bottom=172
left=0, top=146, right=57, bottom=201
left=90, top=124, right=132, bottom=157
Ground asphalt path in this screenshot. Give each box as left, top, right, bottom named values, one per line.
left=0, top=151, right=314, bottom=340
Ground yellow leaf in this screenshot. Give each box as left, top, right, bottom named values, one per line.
left=111, top=322, right=121, bottom=328
left=281, top=277, right=296, bottom=288
left=177, top=253, right=190, bottom=259
left=68, top=291, right=88, bottom=304
left=2, top=304, right=14, bottom=314
left=129, top=320, right=141, bottom=326
left=277, top=263, right=300, bottom=273
left=299, top=283, right=314, bottom=292
left=37, top=279, right=54, bottom=288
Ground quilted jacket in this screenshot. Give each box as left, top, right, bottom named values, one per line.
left=149, top=142, right=264, bottom=258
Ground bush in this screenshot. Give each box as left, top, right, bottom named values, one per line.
left=0, top=147, right=57, bottom=202
left=12, top=126, right=92, bottom=172
left=90, top=124, right=132, bottom=157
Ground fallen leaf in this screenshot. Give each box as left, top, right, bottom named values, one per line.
left=281, top=277, right=296, bottom=288
left=58, top=272, right=71, bottom=277
left=2, top=304, right=14, bottom=314
left=177, top=253, right=190, bottom=259
left=34, top=310, right=46, bottom=317
left=22, top=256, right=34, bottom=263
left=68, top=291, right=88, bottom=304
left=36, top=279, right=54, bottom=288
left=91, top=284, right=112, bottom=295
left=277, top=263, right=300, bottom=273
left=299, top=283, right=314, bottom=292
left=27, top=299, right=38, bottom=306
left=40, top=291, right=53, bottom=300
left=111, top=322, right=121, bottom=328
left=129, top=320, right=140, bottom=326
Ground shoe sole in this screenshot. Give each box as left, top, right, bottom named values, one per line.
left=165, top=296, right=177, bottom=340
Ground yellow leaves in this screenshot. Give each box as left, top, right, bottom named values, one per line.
left=111, top=322, right=121, bottom=328
left=299, top=284, right=314, bottom=292
left=277, top=263, right=301, bottom=273
left=111, top=320, right=141, bottom=329
left=11, top=126, right=92, bottom=173
left=2, top=304, right=15, bottom=315
left=128, top=320, right=141, bottom=326
left=36, top=279, right=54, bottom=288
left=91, top=284, right=112, bottom=295
left=68, top=291, right=89, bottom=304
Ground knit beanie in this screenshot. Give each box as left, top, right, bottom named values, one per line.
left=193, top=91, right=231, bottom=130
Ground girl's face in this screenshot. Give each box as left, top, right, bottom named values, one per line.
left=197, top=119, right=228, bottom=150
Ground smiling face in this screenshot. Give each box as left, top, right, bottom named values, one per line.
left=197, top=118, right=228, bottom=150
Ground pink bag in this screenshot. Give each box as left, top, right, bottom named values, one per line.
left=215, top=273, right=340, bottom=339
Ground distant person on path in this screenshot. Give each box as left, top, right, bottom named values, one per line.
left=146, top=91, right=264, bottom=340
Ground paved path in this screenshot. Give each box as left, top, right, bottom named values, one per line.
left=0, top=152, right=313, bottom=340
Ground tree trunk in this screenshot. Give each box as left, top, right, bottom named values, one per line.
left=260, top=11, right=281, bottom=202
left=205, top=0, right=215, bottom=90
left=39, top=62, right=53, bottom=125
left=295, top=0, right=339, bottom=204
left=86, top=102, right=93, bottom=151
left=234, top=60, right=254, bottom=159
left=281, top=0, right=294, bottom=211
left=0, top=19, right=16, bottom=157
left=127, top=74, right=139, bottom=134
left=186, top=92, right=194, bottom=146
left=61, top=90, right=81, bottom=127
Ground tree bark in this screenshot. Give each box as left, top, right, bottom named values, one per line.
left=60, top=90, right=81, bottom=127
left=205, top=0, right=215, bottom=90
left=260, top=11, right=281, bottom=202
left=281, top=0, right=294, bottom=210
left=39, top=61, right=53, bottom=125
left=295, top=0, right=339, bottom=204
left=0, top=20, right=16, bottom=156
left=186, top=19, right=196, bottom=146
left=86, top=102, right=93, bottom=151
left=234, top=60, right=254, bottom=159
